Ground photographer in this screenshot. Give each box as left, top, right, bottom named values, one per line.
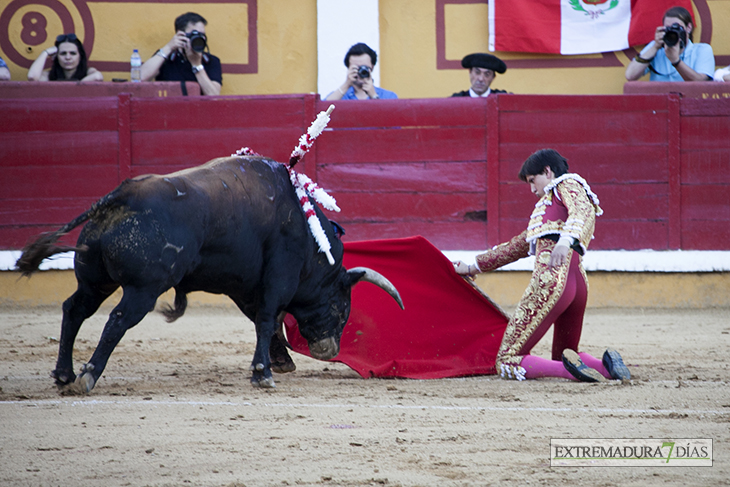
left=141, top=12, right=222, bottom=95
left=625, top=6, right=714, bottom=82
left=324, top=43, right=397, bottom=100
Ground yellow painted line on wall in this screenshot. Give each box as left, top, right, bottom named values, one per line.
left=3, top=270, right=728, bottom=309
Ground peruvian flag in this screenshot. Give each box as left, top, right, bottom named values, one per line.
left=489, top=0, right=693, bottom=55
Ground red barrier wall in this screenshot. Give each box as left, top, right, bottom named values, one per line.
left=624, top=81, right=730, bottom=99
left=0, top=81, right=201, bottom=98
left=1, top=93, right=729, bottom=251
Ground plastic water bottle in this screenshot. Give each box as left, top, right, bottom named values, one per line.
left=130, top=49, right=142, bottom=82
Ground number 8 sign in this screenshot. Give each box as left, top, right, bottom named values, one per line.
left=0, top=0, right=95, bottom=68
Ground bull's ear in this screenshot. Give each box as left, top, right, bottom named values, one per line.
left=330, top=220, right=346, bottom=239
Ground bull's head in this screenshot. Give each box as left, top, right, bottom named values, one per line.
left=294, top=267, right=403, bottom=360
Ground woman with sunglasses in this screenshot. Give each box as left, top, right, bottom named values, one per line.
left=28, top=33, right=103, bottom=82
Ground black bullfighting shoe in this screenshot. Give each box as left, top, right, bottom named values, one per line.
left=602, top=348, right=631, bottom=380
left=562, top=349, right=607, bottom=383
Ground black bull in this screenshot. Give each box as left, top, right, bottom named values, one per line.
left=16, top=156, right=403, bottom=390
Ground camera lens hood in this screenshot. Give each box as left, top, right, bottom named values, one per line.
left=357, top=65, right=371, bottom=79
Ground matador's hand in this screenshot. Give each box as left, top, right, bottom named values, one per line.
left=453, top=261, right=479, bottom=277
left=549, top=245, right=570, bottom=269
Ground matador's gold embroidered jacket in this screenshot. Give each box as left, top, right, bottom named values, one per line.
left=475, top=174, right=602, bottom=272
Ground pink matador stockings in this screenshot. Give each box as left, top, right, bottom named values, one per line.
left=517, top=253, right=610, bottom=380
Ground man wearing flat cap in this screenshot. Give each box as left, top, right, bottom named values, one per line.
left=451, top=53, right=508, bottom=97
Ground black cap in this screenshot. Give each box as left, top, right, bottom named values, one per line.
left=461, top=53, right=507, bottom=74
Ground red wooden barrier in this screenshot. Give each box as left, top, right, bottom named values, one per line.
left=679, top=98, right=730, bottom=249
left=489, top=94, right=676, bottom=250
left=1, top=93, right=728, bottom=251
left=623, top=81, right=730, bottom=100
left=313, top=98, right=489, bottom=249
left=0, top=81, right=201, bottom=98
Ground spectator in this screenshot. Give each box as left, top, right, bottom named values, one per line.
left=324, top=43, right=397, bottom=100
left=453, top=149, right=630, bottom=383
left=625, top=6, right=714, bottom=82
left=451, top=53, right=508, bottom=97
left=27, top=34, right=103, bottom=82
left=0, top=57, right=11, bottom=81
left=141, top=12, right=222, bottom=96
left=714, top=65, right=730, bottom=82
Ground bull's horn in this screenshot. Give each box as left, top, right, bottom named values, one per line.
left=275, top=312, right=293, bottom=350
left=348, top=267, right=404, bottom=310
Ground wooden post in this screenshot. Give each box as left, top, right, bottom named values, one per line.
left=486, top=94, right=500, bottom=248
left=667, top=93, right=681, bottom=249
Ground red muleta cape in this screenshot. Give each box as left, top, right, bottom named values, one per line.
left=284, top=236, right=509, bottom=379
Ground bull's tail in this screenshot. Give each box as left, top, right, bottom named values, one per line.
left=15, top=210, right=93, bottom=277
left=159, top=289, right=188, bottom=323
left=15, top=184, right=126, bottom=277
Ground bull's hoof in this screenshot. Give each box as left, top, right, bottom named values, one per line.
left=269, top=333, right=295, bottom=374
left=75, top=372, right=96, bottom=393
left=56, top=371, right=92, bottom=396
left=51, top=369, right=76, bottom=387
left=271, top=360, right=296, bottom=374
left=57, top=381, right=86, bottom=396
left=250, top=375, right=276, bottom=388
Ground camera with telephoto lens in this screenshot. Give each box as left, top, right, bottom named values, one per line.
left=186, top=30, right=207, bottom=53
left=357, top=65, right=371, bottom=79
left=663, top=23, right=687, bottom=48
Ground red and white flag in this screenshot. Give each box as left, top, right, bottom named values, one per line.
left=488, top=0, right=693, bottom=55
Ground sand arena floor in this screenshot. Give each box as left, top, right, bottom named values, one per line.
left=1, top=304, right=728, bottom=486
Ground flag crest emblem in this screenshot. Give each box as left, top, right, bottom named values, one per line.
left=570, top=0, right=619, bottom=20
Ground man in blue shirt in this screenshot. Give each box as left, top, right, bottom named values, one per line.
left=625, top=6, right=714, bottom=82
left=325, top=43, right=398, bottom=100
left=0, top=57, right=11, bottom=81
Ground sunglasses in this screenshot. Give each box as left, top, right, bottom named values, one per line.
left=55, top=33, right=78, bottom=44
